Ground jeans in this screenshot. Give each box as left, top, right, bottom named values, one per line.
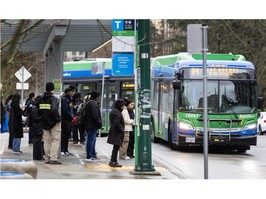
left=85, top=128, right=97, bottom=159
left=13, top=138, right=21, bottom=152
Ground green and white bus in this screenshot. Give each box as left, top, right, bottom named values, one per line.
left=151, top=53, right=259, bottom=153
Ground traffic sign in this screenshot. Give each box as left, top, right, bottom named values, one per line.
left=16, top=83, right=29, bottom=90
left=15, top=66, right=31, bottom=82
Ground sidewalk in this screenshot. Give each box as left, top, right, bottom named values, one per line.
left=0, top=131, right=180, bottom=179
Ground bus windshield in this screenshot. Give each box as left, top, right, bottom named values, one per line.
left=180, top=79, right=258, bottom=114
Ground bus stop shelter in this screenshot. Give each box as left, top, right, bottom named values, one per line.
left=1, top=19, right=112, bottom=82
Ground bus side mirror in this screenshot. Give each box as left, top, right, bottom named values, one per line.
left=258, top=96, right=264, bottom=110
left=173, top=80, right=181, bottom=90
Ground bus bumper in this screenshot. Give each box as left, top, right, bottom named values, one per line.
left=176, top=134, right=257, bottom=146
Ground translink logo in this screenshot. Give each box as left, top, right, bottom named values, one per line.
left=112, top=19, right=124, bottom=31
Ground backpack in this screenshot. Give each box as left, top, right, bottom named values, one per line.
left=76, top=100, right=91, bottom=126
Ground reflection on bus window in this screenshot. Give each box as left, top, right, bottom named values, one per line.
left=179, top=80, right=257, bottom=114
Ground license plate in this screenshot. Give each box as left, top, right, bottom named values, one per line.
left=185, top=137, right=195, bottom=143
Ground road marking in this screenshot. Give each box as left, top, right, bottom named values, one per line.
left=84, top=163, right=167, bottom=171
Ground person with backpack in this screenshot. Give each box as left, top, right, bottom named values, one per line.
left=39, top=82, right=62, bottom=164
left=75, top=95, right=89, bottom=145
left=28, top=96, right=44, bottom=160
left=84, top=91, right=102, bottom=161
left=72, top=92, right=84, bottom=144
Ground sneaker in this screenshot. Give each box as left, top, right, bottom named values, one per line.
left=49, top=160, right=62, bottom=164
left=129, top=155, right=135, bottom=158
left=85, top=158, right=94, bottom=162
left=120, top=156, right=130, bottom=160
left=12, top=151, right=21, bottom=154
left=93, top=156, right=101, bottom=160
left=109, top=161, right=122, bottom=167
left=61, top=152, right=68, bottom=157
left=66, top=152, right=73, bottom=156
left=73, top=141, right=78, bottom=144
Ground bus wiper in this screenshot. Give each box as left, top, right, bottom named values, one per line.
left=228, top=107, right=242, bottom=123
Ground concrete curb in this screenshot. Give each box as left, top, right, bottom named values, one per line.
left=0, top=159, right=38, bottom=179
left=0, top=171, right=33, bottom=179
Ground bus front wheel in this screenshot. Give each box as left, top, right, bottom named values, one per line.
left=151, top=123, right=160, bottom=143
left=236, top=146, right=249, bottom=153
left=168, top=122, right=177, bottom=150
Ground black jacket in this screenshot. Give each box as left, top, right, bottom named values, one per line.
left=9, top=101, right=24, bottom=138
left=61, top=95, right=73, bottom=121
left=107, top=100, right=125, bottom=146
left=29, top=102, right=43, bottom=136
left=39, top=92, right=61, bottom=130
left=84, top=98, right=102, bottom=129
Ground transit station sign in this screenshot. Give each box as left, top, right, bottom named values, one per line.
left=112, top=19, right=135, bottom=76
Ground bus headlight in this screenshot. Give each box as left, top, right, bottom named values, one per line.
left=178, top=122, right=194, bottom=130
left=243, top=123, right=257, bottom=130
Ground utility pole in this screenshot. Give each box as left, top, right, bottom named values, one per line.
left=130, top=19, right=160, bottom=175
left=202, top=24, right=209, bottom=179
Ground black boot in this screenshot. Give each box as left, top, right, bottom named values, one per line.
left=109, top=161, right=122, bottom=167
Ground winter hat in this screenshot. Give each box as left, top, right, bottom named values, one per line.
left=115, top=99, right=126, bottom=109
left=64, top=87, right=72, bottom=93
left=90, top=91, right=100, bottom=99
left=125, top=98, right=134, bottom=106
left=46, top=82, right=54, bottom=92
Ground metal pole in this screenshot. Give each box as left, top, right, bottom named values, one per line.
left=133, top=19, right=140, bottom=166
left=202, top=24, right=208, bottom=179
left=99, top=63, right=105, bottom=137
left=21, top=66, right=24, bottom=107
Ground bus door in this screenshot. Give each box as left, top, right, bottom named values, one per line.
left=157, top=79, right=164, bottom=138
left=99, top=81, right=116, bottom=134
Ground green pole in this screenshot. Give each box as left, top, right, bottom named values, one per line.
left=132, top=19, right=158, bottom=174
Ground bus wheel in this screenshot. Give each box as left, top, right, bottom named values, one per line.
left=168, top=122, right=177, bottom=150
left=259, top=125, right=264, bottom=135
left=151, top=123, right=160, bottom=143
left=237, top=146, right=249, bottom=153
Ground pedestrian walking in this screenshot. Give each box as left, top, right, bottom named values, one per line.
left=119, top=99, right=134, bottom=160
left=39, top=82, right=62, bottom=164
left=107, top=99, right=125, bottom=167
left=84, top=91, right=102, bottom=161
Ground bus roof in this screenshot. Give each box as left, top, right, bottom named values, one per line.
left=64, top=58, right=112, bottom=71
left=153, top=53, right=247, bottom=66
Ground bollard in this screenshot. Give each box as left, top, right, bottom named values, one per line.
left=0, top=159, right=38, bottom=179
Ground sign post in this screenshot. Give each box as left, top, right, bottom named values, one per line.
left=15, top=66, right=31, bottom=105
